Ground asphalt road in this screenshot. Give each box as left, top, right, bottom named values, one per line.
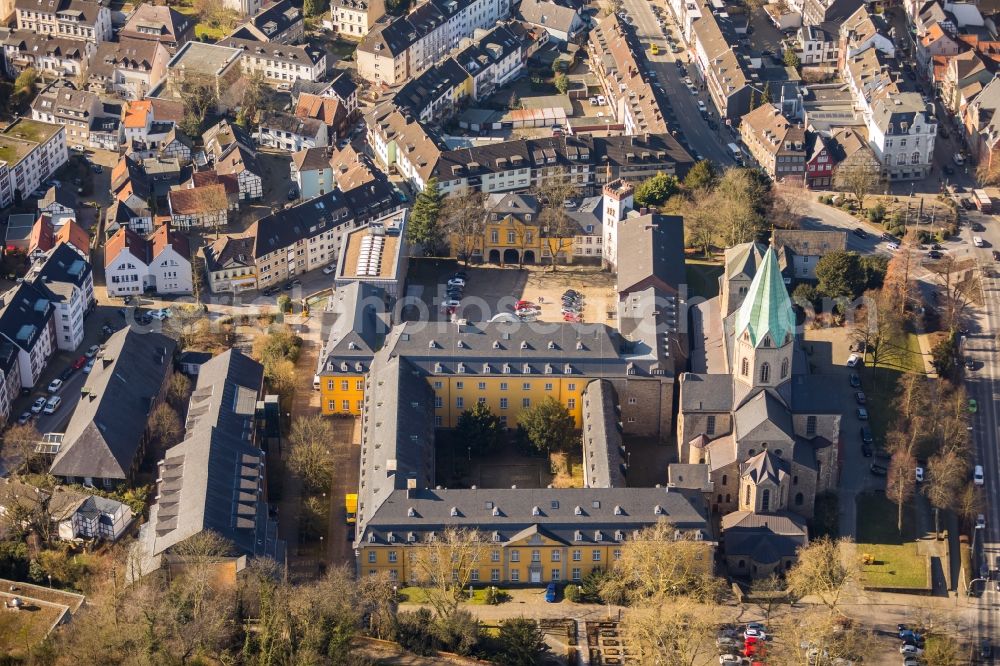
left=620, top=0, right=735, bottom=166
left=959, top=208, right=1000, bottom=647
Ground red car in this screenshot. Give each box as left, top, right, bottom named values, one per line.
left=72, top=355, right=87, bottom=370
left=563, top=313, right=582, bottom=322
left=515, top=300, right=537, bottom=309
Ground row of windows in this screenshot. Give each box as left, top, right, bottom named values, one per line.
left=329, top=400, right=363, bottom=411
left=433, top=381, right=576, bottom=391
left=369, top=548, right=617, bottom=564
left=436, top=395, right=577, bottom=410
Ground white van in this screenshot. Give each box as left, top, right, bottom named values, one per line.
left=975, top=464, right=985, bottom=485
left=313, top=375, right=321, bottom=391
left=974, top=236, right=985, bottom=247
left=727, top=143, right=743, bottom=165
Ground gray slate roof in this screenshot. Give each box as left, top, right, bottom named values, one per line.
left=733, top=390, right=793, bottom=443
left=679, top=373, right=733, bottom=412
left=357, top=353, right=436, bottom=534
left=320, top=282, right=388, bottom=374
left=50, top=328, right=176, bottom=481
left=721, top=510, right=807, bottom=563
left=616, top=213, right=686, bottom=296
left=143, top=350, right=282, bottom=561
left=361, top=486, right=712, bottom=546
left=581, top=380, right=625, bottom=488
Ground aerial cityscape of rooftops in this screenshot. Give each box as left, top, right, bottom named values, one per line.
left=0, top=0, right=999, bottom=661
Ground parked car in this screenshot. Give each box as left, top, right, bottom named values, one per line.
left=860, top=426, right=873, bottom=445
left=84, top=358, right=95, bottom=374
left=915, top=467, right=924, bottom=483
left=149, top=308, right=172, bottom=321
left=846, top=354, right=861, bottom=367
left=966, top=356, right=976, bottom=370
left=58, top=367, right=74, bottom=381
left=861, top=441, right=873, bottom=457
left=73, top=355, right=87, bottom=370
left=322, top=264, right=337, bottom=275
left=16, top=411, right=32, bottom=425
left=849, top=373, right=861, bottom=388
left=43, top=396, right=61, bottom=414
left=85, top=344, right=101, bottom=358
left=969, top=398, right=979, bottom=413
left=545, top=582, right=557, bottom=603
left=856, top=407, right=869, bottom=420
left=30, top=396, right=47, bottom=414
left=975, top=464, right=985, bottom=486
left=855, top=391, right=866, bottom=405
left=284, top=279, right=302, bottom=291
left=853, top=227, right=867, bottom=239
left=953, top=153, right=965, bottom=166
left=977, top=513, right=987, bottom=529
left=870, top=463, right=888, bottom=476
left=47, top=379, right=64, bottom=394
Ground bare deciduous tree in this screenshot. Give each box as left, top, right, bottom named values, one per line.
left=166, top=372, right=192, bottom=411
left=833, top=158, right=882, bottom=212
left=927, top=255, right=980, bottom=333
left=287, top=415, right=337, bottom=492
left=533, top=167, right=581, bottom=271
left=886, top=450, right=917, bottom=532
left=621, top=599, right=719, bottom=666
left=786, top=537, right=860, bottom=615
left=925, top=449, right=966, bottom=534
left=410, top=527, right=487, bottom=620
left=147, top=402, right=183, bottom=448
left=1, top=423, right=41, bottom=473
left=601, top=521, right=723, bottom=604
left=441, top=188, right=486, bottom=265
left=851, top=292, right=905, bottom=390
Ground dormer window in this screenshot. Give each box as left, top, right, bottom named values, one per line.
left=615, top=530, right=624, bottom=541
left=574, top=530, right=583, bottom=541
left=532, top=506, right=541, bottom=516
left=492, top=506, right=500, bottom=516
left=574, top=505, right=583, bottom=515
left=450, top=506, right=459, bottom=517
left=654, top=504, right=663, bottom=515
left=614, top=505, right=623, bottom=516
left=367, top=533, right=376, bottom=543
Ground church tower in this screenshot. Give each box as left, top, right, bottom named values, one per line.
left=731, top=248, right=796, bottom=393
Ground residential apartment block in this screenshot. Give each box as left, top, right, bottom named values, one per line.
left=14, top=0, right=112, bottom=46
left=739, top=104, right=807, bottom=183
left=88, top=37, right=170, bottom=101
left=104, top=224, right=192, bottom=296
left=203, top=235, right=257, bottom=293
left=31, top=80, right=122, bottom=150
left=0, top=281, right=56, bottom=389
left=368, top=106, right=692, bottom=194
left=119, top=4, right=193, bottom=52
left=256, top=112, right=328, bottom=151
left=356, top=0, right=512, bottom=86
left=1, top=31, right=89, bottom=78
left=249, top=183, right=401, bottom=288
left=229, top=0, right=303, bottom=44
left=332, top=0, right=385, bottom=38
left=24, top=242, right=94, bottom=352
left=0, top=119, right=68, bottom=207
left=219, top=37, right=327, bottom=84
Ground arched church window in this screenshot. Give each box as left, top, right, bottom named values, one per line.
left=722, top=475, right=727, bottom=486
left=741, top=358, right=749, bottom=376
left=725, top=494, right=731, bottom=503
left=781, top=358, right=789, bottom=378
left=760, top=363, right=770, bottom=383
left=761, top=489, right=771, bottom=512
left=745, top=486, right=751, bottom=505
left=795, top=492, right=804, bottom=506
left=793, top=475, right=798, bottom=485
left=761, top=335, right=770, bottom=348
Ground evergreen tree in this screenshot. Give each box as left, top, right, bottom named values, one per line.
left=407, top=178, right=444, bottom=254
left=760, top=83, right=772, bottom=105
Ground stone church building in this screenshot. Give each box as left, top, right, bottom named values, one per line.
left=672, top=244, right=842, bottom=577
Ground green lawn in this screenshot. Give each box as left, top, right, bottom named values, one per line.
left=397, top=586, right=507, bottom=605
left=685, top=260, right=723, bottom=299
left=856, top=493, right=929, bottom=589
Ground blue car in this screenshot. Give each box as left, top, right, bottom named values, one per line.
left=545, top=583, right=557, bottom=603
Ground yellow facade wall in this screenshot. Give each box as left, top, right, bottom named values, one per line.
left=429, top=376, right=585, bottom=428
left=319, top=374, right=366, bottom=416
left=359, top=538, right=624, bottom=584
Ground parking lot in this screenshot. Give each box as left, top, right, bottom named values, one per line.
left=401, top=260, right=617, bottom=325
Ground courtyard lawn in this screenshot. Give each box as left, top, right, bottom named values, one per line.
left=397, top=586, right=507, bottom=605
left=856, top=493, right=929, bottom=590
left=685, top=260, right=723, bottom=300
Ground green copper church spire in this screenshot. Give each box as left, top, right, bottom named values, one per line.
left=734, top=247, right=795, bottom=348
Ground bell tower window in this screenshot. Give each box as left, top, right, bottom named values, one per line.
left=760, top=363, right=770, bottom=383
